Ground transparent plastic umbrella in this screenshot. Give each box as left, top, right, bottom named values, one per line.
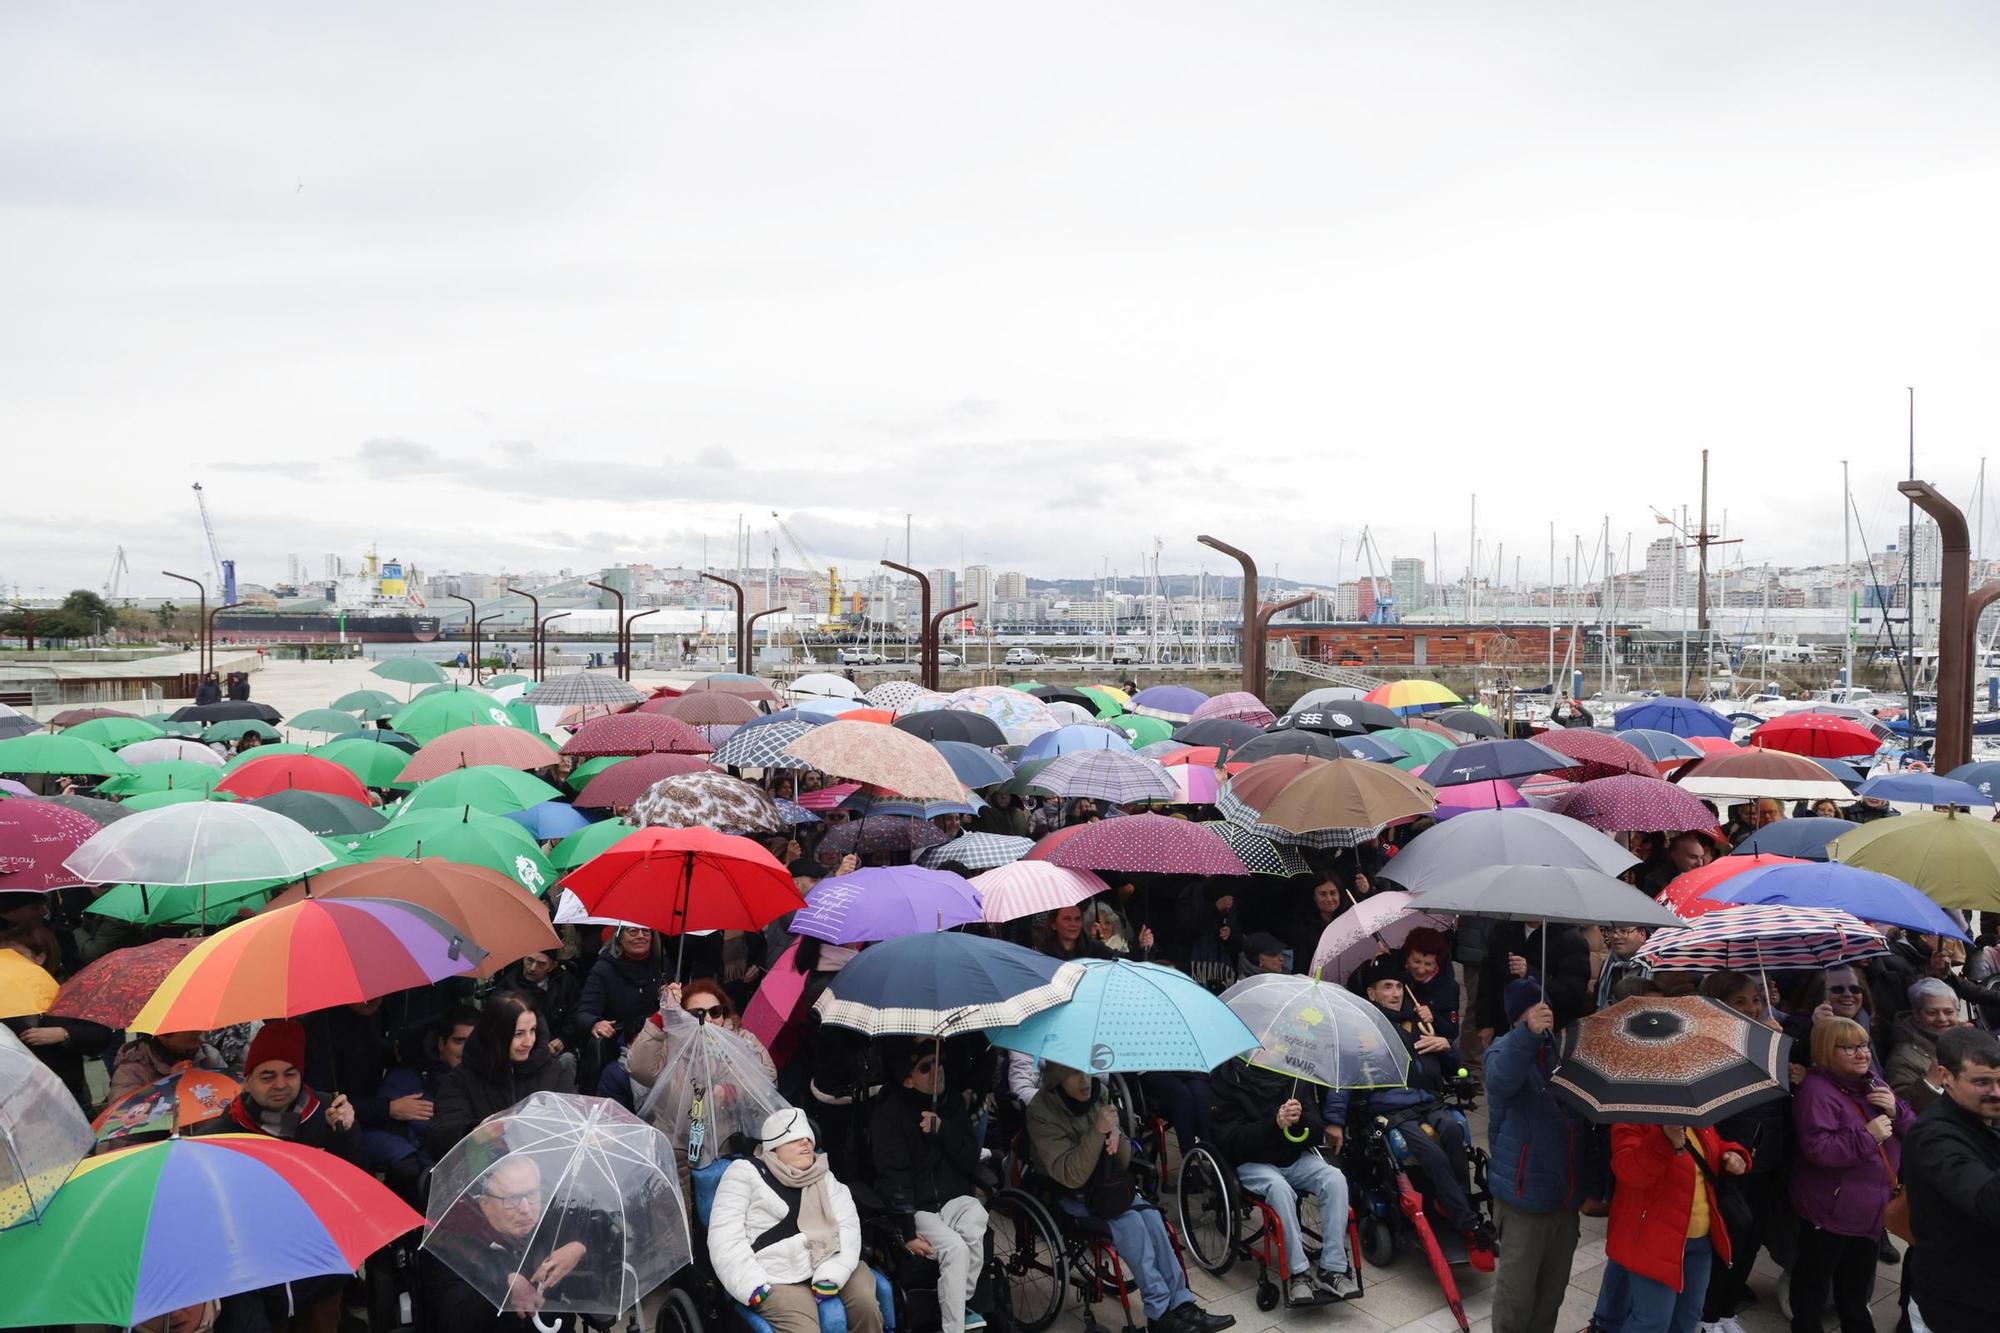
left=0, top=1025, right=94, bottom=1228
left=637, top=1021, right=790, bottom=1172
left=423, top=1093, right=692, bottom=1323
left=1219, top=972, right=1411, bottom=1090
left=62, top=801, right=336, bottom=886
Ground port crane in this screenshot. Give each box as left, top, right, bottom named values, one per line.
left=771, top=511, right=845, bottom=629
left=103, top=546, right=129, bottom=601
left=1357, top=526, right=1397, bottom=624
left=192, top=482, right=236, bottom=605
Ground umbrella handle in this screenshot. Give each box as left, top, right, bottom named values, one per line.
left=534, top=1316, right=563, bottom=1333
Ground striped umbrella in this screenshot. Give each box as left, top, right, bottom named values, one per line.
left=1202, top=820, right=1310, bottom=876
left=1552, top=775, right=1720, bottom=834
left=1028, top=750, right=1178, bottom=804
left=971, top=860, right=1111, bottom=921
left=1634, top=904, right=1889, bottom=972
left=918, top=832, right=1036, bottom=871
left=1674, top=748, right=1852, bottom=802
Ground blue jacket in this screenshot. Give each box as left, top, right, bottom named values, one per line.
left=1483, top=1023, right=1600, bottom=1213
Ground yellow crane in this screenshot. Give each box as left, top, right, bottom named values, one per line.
left=771, top=512, right=846, bottom=630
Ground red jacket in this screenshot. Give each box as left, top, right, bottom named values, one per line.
left=1606, top=1125, right=1748, bottom=1290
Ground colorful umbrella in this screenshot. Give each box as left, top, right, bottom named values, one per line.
left=132, top=896, right=486, bottom=1033
left=0, top=949, right=57, bottom=1019
left=1634, top=903, right=1888, bottom=971
left=0, top=1134, right=421, bottom=1327
left=1550, top=995, right=1791, bottom=1127
left=1363, top=680, right=1462, bottom=714
left=790, top=865, right=984, bottom=943
left=48, top=938, right=202, bottom=1029
left=1710, top=860, right=1970, bottom=939
left=1219, top=755, right=1436, bottom=848
left=394, top=725, right=560, bottom=783
left=989, top=959, right=1259, bottom=1073
left=398, top=765, right=563, bottom=816
left=1729, top=816, right=1856, bottom=860
left=970, top=860, right=1111, bottom=922
left=63, top=801, right=336, bottom=886
left=813, top=931, right=1084, bottom=1037
left=1748, top=713, right=1884, bottom=759
left=214, top=753, right=371, bottom=804
left=1309, top=890, right=1458, bottom=983
left=262, top=858, right=559, bottom=979
left=92, top=1066, right=240, bottom=1142
left=1221, top=972, right=1410, bottom=1089
left=942, top=686, right=1061, bottom=744
left=363, top=809, right=557, bottom=895
left=1036, top=811, right=1249, bottom=875
left=784, top=719, right=967, bottom=799
left=1551, top=774, right=1721, bottom=834
left=560, top=713, right=712, bottom=759
left=1655, top=853, right=1800, bottom=919
left=0, top=732, right=134, bottom=777
left=1611, top=696, right=1733, bottom=740
left=0, top=798, right=102, bottom=891
left=0, top=1025, right=94, bottom=1228
left=918, top=832, right=1036, bottom=871
left=557, top=825, right=803, bottom=950
left=1535, top=729, right=1658, bottom=780
left=1673, top=748, right=1852, bottom=802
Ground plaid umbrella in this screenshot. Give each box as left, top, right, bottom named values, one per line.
left=1634, top=903, right=1888, bottom=972
left=1550, top=995, right=1793, bottom=1127
left=917, top=832, right=1035, bottom=871
left=573, top=753, right=714, bottom=809
left=1551, top=775, right=1721, bottom=834
left=1189, top=692, right=1276, bottom=728
left=1027, top=750, right=1178, bottom=804
left=1201, top=820, right=1310, bottom=876
left=817, top=815, right=948, bottom=856
left=629, top=771, right=786, bottom=834
left=711, top=720, right=820, bottom=769
left=1536, top=729, right=1658, bottom=781
left=559, top=714, right=713, bottom=759
left=1219, top=755, right=1436, bottom=848
left=971, top=861, right=1112, bottom=921
left=524, top=672, right=646, bottom=709
left=1036, top=812, right=1249, bottom=875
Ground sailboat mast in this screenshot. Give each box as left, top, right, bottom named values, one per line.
left=1842, top=459, right=1854, bottom=689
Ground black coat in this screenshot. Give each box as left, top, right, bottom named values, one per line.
left=576, top=949, right=668, bottom=1044
left=1522, top=924, right=1592, bottom=1031
left=426, top=1047, right=569, bottom=1157
left=1209, top=1057, right=1324, bottom=1169
left=867, top=1085, right=980, bottom=1229
left=4, top=1015, right=113, bottom=1113
left=302, top=1006, right=392, bottom=1129
left=1902, top=1094, right=2000, bottom=1333
left=495, top=960, right=583, bottom=1048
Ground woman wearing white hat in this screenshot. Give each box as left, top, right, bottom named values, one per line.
left=708, top=1107, right=884, bottom=1333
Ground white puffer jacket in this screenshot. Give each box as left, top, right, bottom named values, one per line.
left=707, top=1156, right=863, bottom=1305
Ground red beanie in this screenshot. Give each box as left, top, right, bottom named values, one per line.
left=244, top=1019, right=306, bottom=1074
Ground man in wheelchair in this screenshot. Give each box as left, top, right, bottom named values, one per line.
left=1208, top=1054, right=1360, bottom=1304
left=1334, top=957, right=1494, bottom=1271
left=868, top=1044, right=989, bottom=1333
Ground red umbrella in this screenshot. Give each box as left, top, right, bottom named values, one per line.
left=49, top=937, right=202, bottom=1028
left=560, top=714, right=713, bottom=759
left=1685, top=736, right=1739, bottom=755
left=574, top=753, right=714, bottom=809
left=557, top=826, right=804, bottom=973
left=1552, top=775, right=1721, bottom=835
left=1537, top=729, right=1658, bottom=781
left=214, top=754, right=369, bottom=803
left=1748, top=713, right=1884, bottom=759
left=1023, top=823, right=1091, bottom=862
left=395, top=725, right=561, bottom=783
left=642, top=693, right=761, bottom=725
left=0, top=798, right=102, bottom=891
left=1038, top=812, right=1250, bottom=875
left=1657, top=853, right=1802, bottom=919
left=50, top=707, right=138, bottom=728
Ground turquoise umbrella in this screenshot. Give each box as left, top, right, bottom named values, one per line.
left=286, top=708, right=365, bottom=736
left=985, top=958, right=1258, bottom=1073
left=371, top=658, right=449, bottom=686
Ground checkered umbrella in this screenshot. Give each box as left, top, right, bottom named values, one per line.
left=918, top=832, right=1036, bottom=871
left=1633, top=904, right=1888, bottom=972
left=530, top=672, right=646, bottom=709
left=710, top=720, right=819, bottom=770
left=1201, top=820, right=1310, bottom=876
left=1027, top=750, right=1178, bottom=804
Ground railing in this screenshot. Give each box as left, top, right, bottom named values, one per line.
left=1266, top=640, right=1386, bottom=689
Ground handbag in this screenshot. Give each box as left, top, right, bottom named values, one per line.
left=1082, top=1141, right=1135, bottom=1220
left=1840, top=1089, right=1913, bottom=1243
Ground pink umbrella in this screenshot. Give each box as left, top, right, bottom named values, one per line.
left=1310, top=890, right=1458, bottom=983
left=972, top=861, right=1112, bottom=922
left=1189, top=692, right=1277, bottom=728
left=743, top=940, right=811, bottom=1063
left=572, top=752, right=714, bottom=809
left=1535, top=729, right=1658, bottom=781
left=1038, top=812, right=1250, bottom=876
left=0, top=798, right=101, bottom=891
left=796, top=782, right=861, bottom=811
left=1433, top=779, right=1528, bottom=818
left=1554, top=774, right=1721, bottom=834
left=1164, top=764, right=1225, bottom=804
left=560, top=713, right=714, bottom=759
left=396, top=725, right=561, bottom=783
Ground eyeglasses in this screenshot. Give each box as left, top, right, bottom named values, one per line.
left=911, top=1059, right=938, bottom=1075
left=1826, top=985, right=1862, bottom=995
left=685, top=1005, right=724, bottom=1020
left=1834, top=1043, right=1872, bottom=1055
left=1603, top=925, right=1646, bottom=936
left=485, top=1188, right=543, bottom=1212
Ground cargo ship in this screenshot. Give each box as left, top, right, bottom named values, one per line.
left=215, top=552, right=440, bottom=644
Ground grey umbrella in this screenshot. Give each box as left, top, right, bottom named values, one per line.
left=1403, top=863, right=1683, bottom=928
left=1376, top=808, right=1637, bottom=893
left=531, top=671, right=646, bottom=708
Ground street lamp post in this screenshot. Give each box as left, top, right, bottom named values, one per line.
left=928, top=603, right=977, bottom=690
left=625, top=608, right=664, bottom=673
left=540, top=613, right=571, bottom=675
left=586, top=581, right=627, bottom=679
left=747, top=607, right=789, bottom=673
left=162, top=571, right=207, bottom=676
left=506, top=588, right=542, bottom=681
left=1196, top=537, right=1263, bottom=695
left=446, top=595, right=478, bottom=683
left=700, top=573, right=747, bottom=674
left=1900, top=480, right=1972, bottom=771
left=880, top=562, right=931, bottom=686
left=205, top=604, right=245, bottom=670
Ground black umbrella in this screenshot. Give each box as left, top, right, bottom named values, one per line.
left=0, top=715, right=41, bottom=740
left=1434, top=708, right=1503, bottom=739
left=1027, top=686, right=1100, bottom=713
left=1172, top=719, right=1261, bottom=749
left=1270, top=700, right=1400, bottom=735
left=168, top=701, right=283, bottom=725
left=45, top=792, right=133, bottom=824
left=1550, top=995, right=1793, bottom=1126
left=891, top=711, right=1007, bottom=747
left=1231, top=730, right=1346, bottom=763
left=1415, top=738, right=1571, bottom=787
left=1201, top=820, right=1310, bottom=876
left=248, top=790, right=389, bottom=837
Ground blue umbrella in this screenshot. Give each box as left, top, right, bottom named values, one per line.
left=1857, top=773, right=1994, bottom=808
left=503, top=801, right=593, bottom=841
left=931, top=741, right=1014, bottom=788
left=1945, top=760, right=2000, bottom=801
left=1728, top=816, right=1859, bottom=861
left=986, top=959, right=1258, bottom=1073
left=1335, top=735, right=1402, bottom=762
left=772, top=798, right=820, bottom=826
left=1416, top=738, right=1572, bottom=787
left=734, top=708, right=833, bottom=733
left=1710, top=861, right=1970, bottom=940
left=1612, top=698, right=1734, bottom=740
left=1809, top=756, right=1866, bottom=787
left=1616, top=729, right=1703, bottom=763
left=840, top=790, right=986, bottom=818
left=1021, top=725, right=1134, bottom=762
left=812, top=932, right=1084, bottom=1036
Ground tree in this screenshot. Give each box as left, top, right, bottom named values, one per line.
left=155, top=601, right=178, bottom=632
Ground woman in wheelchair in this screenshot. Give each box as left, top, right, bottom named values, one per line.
left=1026, top=1062, right=1235, bottom=1333
left=708, top=1108, right=886, bottom=1333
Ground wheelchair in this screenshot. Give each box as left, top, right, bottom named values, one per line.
left=1173, top=1143, right=1365, bottom=1313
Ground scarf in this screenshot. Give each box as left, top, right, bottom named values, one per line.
left=228, top=1087, right=319, bottom=1139
left=758, top=1149, right=838, bottom=1268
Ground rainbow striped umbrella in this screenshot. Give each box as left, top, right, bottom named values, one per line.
left=0, top=1134, right=420, bottom=1328
left=1363, top=680, right=1463, bottom=714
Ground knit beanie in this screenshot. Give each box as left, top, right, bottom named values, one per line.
left=244, top=1019, right=306, bottom=1074
left=1504, top=979, right=1545, bottom=1028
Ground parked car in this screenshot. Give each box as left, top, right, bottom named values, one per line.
left=1005, top=647, right=1045, bottom=665
left=836, top=648, right=883, bottom=666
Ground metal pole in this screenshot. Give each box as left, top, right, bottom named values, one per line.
left=1842, top=461, right=1853, bottom=689
left=506, top=588, right=542, bottom=681
left=929, top=602, right=977, bottom=687
left=1196, top=536, right=1260, bottom=695
left=1900, top=480, right=1970, bottom=770
left=881, top=561, right=933, bottom=686
left=540, top=612, right=571, bottom=676
left=205, top=602, right=244, bottom=668
left=747, top=606, right=789, bottom=671
left=163, top=571, right=207, bottom=677
left=700, top=572, right=747, bottom=674
left=586, top=581, right=627, bottom=679
left=625, top=608, right=664, bottom=674
left=1907, top=389, right=1918, bottom=745
left=446, top=595, right=477, bottom=683
left=1254, top=596, right=1314, bottom=699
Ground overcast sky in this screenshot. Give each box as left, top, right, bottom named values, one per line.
left=6, top=3, right=2000, bottom=601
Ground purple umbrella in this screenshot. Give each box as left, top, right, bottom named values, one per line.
left=0, top=779, right=33, bottom=797
left=789, top=866, right=984, bottom=943
left=1128, top=685, right=1209, bottom=722
left=1552, top=774, right=1721, bottom=834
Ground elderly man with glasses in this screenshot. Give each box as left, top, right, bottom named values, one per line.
left=869, top=1044, right=990, bottom=1333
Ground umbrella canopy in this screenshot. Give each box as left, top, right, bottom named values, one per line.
left=929, top=740, right=1014, bottom=788
left=1170, top=718, right=1261, bottom=750
left=117, top=738, right=225, bottom=768
left=573, top=753, right=712, bottom=809
left=1551, top=775, right=1721, bottom=835
left=63, top=801, right=334, bottom=886
left=1611, top=696, right=1734, bottom=739
left=1550, top=995, right=1792, bottom=1127
left=214, top=753, right=370, bottom=804
left=1535, top=729, right=1658, bottom=781
left=1833, top=811, right=2000, bottom=912
left=1107, top=714, right=1176, bottom=748
left=817, top=814, right=949, bottom=856
left=247, top=790, right=387, bottom=837
left=1416, top=737, right=1572, bottom=787
left=1308, top=890, right=1459, bottom=982
left=0, top=732, right=134, bottom=777
left=65, top=716, right=164, bottom=749
left=1218, top=755, right=1436, bottom=847
left=44, top=792, right=133, bottom=824
left=551, top=819, right=643, bottom=871
left=202, top=720, right=283, bottom=745
left=1020, top=724, right=1134, bottom=761
left=263, top=858, right=558, bottom=978
left=918, top=832, right=1036, bottom=872
left=51, top=706, right=138, bottom=728
left=687, top=673, right=783, bottom=702
left=0, top=1025, right=94, bottom=1227
left=1364, top=680, right=1462, bottom=713
left=864, top=679, right=933, bottom=710
left=790, top=672, right=865, bottom=701
left=970, top=861, right=1110, bottom=922
left=399, top=765, right=563, bottom=816
left=372, top=657, right=450, bottom=685
left=1944, top=759, right=2000, bottom=800
left=1036, top=812, right=1250, bottom=875
left=1201, top=820, right=1311, bottom=876
left=1855, top=772, right=1993, bottom=808
left=628, top=770, right=786, bottom=834
left=1729, top=816, right=1857, bottom=860
left=1270, top=699, right=1401, bottom=736
left=708, top=719, right=821, bottom=769
left=1673, top=748, right=1852, bottom=802
left=1616, top=728, right=1705, bottom=765
left=813, top=931, right=1084, bottom=1036
left=395, top=726, right=560, bottom=783
left=168, top=702, right=284, bottom=725
left=390, top=688, right=520, bottom=744
left=1220, top=973, right=1411, bottom=1089
left=561, top=713, right=712, bottom=759
left=0, top=1134, right=420, bottom=1327
left=989, top=959, right=1259, bottom=1073
left=1635, top=904, right=1888, bottom=972
left=331, top=688, right=403, bottom=717
left=941, top=687, right=1060, bottom=744
left=1188, top=692, right=1276, bottom=727
left=48, top=938, right=202, bottom=1028
left=1128, top=685, right=1208, bottom=722
left=1656, top=854, right=1803, bottom=919
left=0, top=798, right=102, bottom=891
left=1028, top=750, right=1177, bottom=804
left=365, top=808, right=557, bottom=895
left=1230, top=730, right=1348, bottom=763
left=1710, top=860, right=1970, bottom=939
left=1433, top=708, right=1503, bottom=739
left=557, top=825, right=802, bottom=937
left=789, top=865, right=984, bottom=943
left=93, top=1067, right=240, bottom=1143
left=784, top=719, right=967, bottom=799
left=532, top=671, right=646, bottom=709
left=636, top=1021, right=789, bottom=1170
left=1374, top=727, right=1457, bottom=771
left=283, top=708, right=366, bottom=737
left=1748, top=713, right=1885, bottom=759
left=892, top=709, right=1008, bottom=747
left=644, top=692, right=762, bottom=726
left=1406, top=863, right=1683, bottom=927
left=0, top=949, right=58, bottom=1020
left=1434, top=778, right=1531, bottom=818
left=312, top=738, right=418, bottom=788
left=133, top=896, right=485, bottom=1032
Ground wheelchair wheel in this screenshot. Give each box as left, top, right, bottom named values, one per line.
left=655, top=1287, right=703, bottom=1333
left=986, top=1188, right=1066, bottom=1333
left=1358, top=1214, right=1396, bottom=1269
left=1173, top=1144, right=1237, bottom=1277
left=1107, top=1073, right=1142, bottom=1139
left=1255, top=1278, right=1280, bottom=1313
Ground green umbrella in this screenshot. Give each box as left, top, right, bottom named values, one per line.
left=390, top=688, right=517, bottom=744
left=88, top=879, right=274, bottom=927
left=486, top=674, right=533, bottom=688
left=564, top=756, right=628, bottom=791
left=65, top=717, right=166, bottom=749
left=201, top=720, right=282, bottom=744
left=399, top=765, right=562, bottom=815
left=220, top=743, right=310, bottom=773
left=550, top=818, right=639, bottom=869
left=1075, top=687, right=1125, bottom=719
left=1110, top=714, right=1175, bottom=747
left=1008, top=680, right=1046, bottom=692
left=1000, top=756, right=1057, bottom=796
left=286, top=708, right=365, bottom=736
left=141, top=713, right=206, bottom=737
left=1376, top=727, right=1454, bottom=771
left=362, top=808, right=555, bottom=895
left=248, top=790, right=388, bottom=837
left=502, top=699, right=549, bottom=734
left=99, top=761, right=223, bottom=796
left=370, top=657, right=450, bottom=686
left=120, top=788, right=230, bottom=811
left=330, top=689, right=401, bottom=718
left=0, top=732, right=135, bottom=777
left=312, top=739, right=411, bottom=788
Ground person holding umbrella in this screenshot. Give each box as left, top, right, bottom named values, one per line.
left=424, top=1151, right=612, bottom=1328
